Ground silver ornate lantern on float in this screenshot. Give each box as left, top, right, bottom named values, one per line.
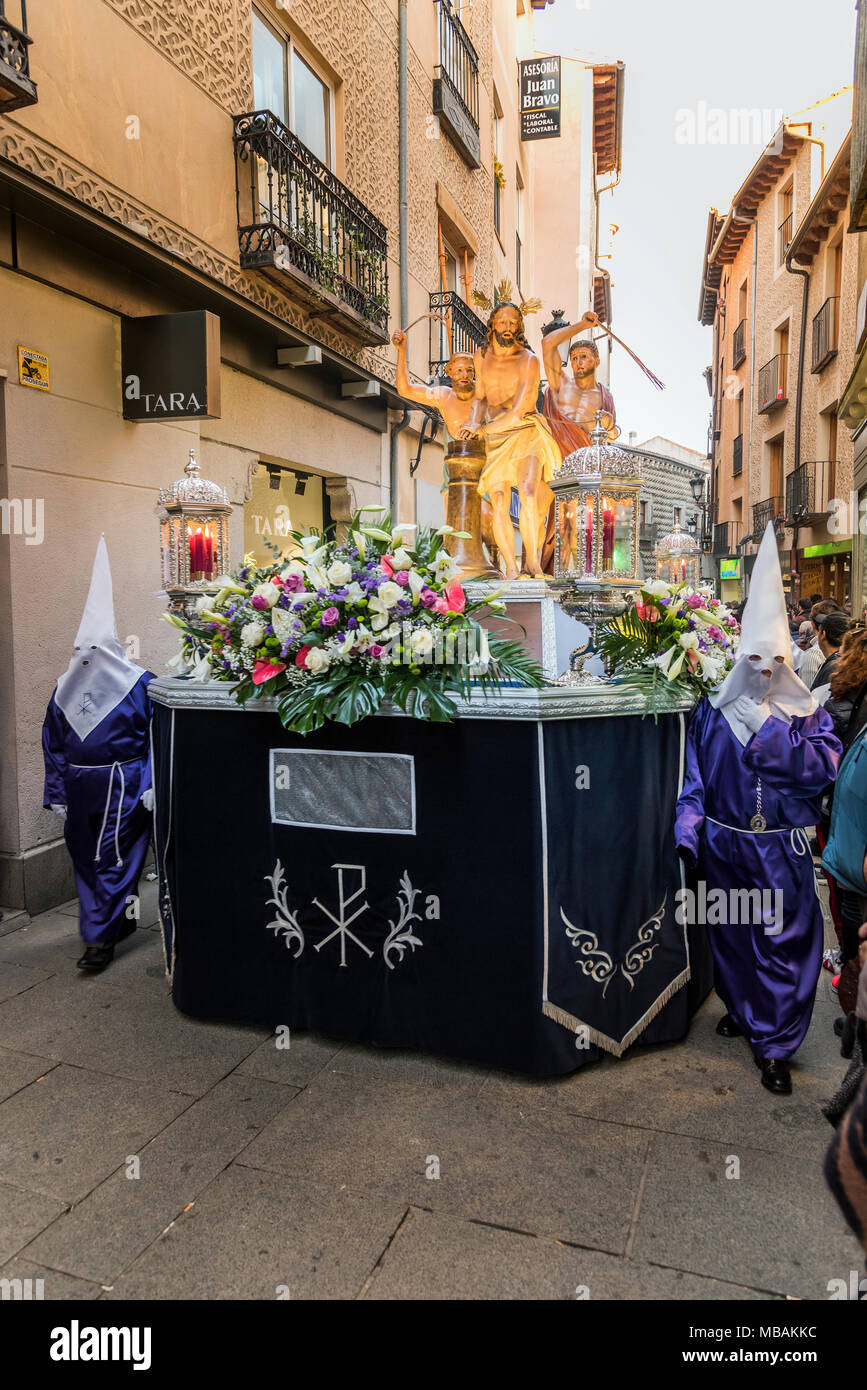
left=549, top=412, right=642, bottom=682
left=157, top=449, right=232, bottom=618
left=653, top=519, right=701, bottom=588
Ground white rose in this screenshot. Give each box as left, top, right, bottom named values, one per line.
left=410, top=628, right=434, bottom=656
left=643, top=579, right=671, bottom=600
left=328, top=560, right=353, bottom=586
left=194, top=593, right=214, bottom=616
left=252, top=582, right=280, bottom=609
left=241, top=621, right=266, bottom=648
left=377, top=580, right=402, bottom=608
left=305, top=647, right=331, bottom=673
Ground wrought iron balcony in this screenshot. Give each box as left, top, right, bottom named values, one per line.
left=712, top=520, right=742, bottom=556
left=433, top=0, right=481, bottom=168
left=753, top=495, right=783, bottom=536
left=733, top=432, right=743, bottom=477
left=785, top=459, right=835, bottom=525
left=429, top=290, right=486, bottom=380
left=757, top=354, right=788, bottom=412
left=732, top=318, right=747, bottom=368
left=233, top=110, right=389, bottom=345
left=0, top=2, right=37, bottom=113
left=778, top=211, right=793, bottom=263
left=812, top=297, right=839, bottom=373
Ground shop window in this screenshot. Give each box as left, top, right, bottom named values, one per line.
left=244, top=463, right=324, bottom=568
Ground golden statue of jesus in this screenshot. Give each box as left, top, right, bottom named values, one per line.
left=459, top=303, right=561, bottom=579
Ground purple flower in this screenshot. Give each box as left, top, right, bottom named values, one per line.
left=394, top=570, right=410, bottom=586
left=347, top=617, right=359, bottom=630
left=293, top=602, right=306, bottom=611
left=283, top=573, right=304, bottom=593
left=320, top=606, right=340, bottom=627
left=251, top=595, right=268, bottom=611
left=686, top=593, right=704, bottom=609
left=420, top=588, right=437, bottom=609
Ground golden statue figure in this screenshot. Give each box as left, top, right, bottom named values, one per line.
left=459, top=302, right=561, bottom=579
left=391, top=330, right=499, bottom=578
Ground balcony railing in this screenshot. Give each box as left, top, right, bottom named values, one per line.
left=712, top=521, right=743, bottom=556
left=732, top=318, right=747, bottom=368
left=778, top=211, right=793, bottom=263
left=785, top=460, right=836, bottom=525
left=233, top=110, right=389, bottom=344
left=429, top=290, right=486, bottom=380
left=757, top=354, right=788, bottom=412
left=433, top=0, right=481, bottom=168
left=812, top=297, right=839, bottom=373
left=0, top=1, right=37, bottom=113
left=733, top=432, right=743, bottom=476
left=753, top=495, right=783, bottom=536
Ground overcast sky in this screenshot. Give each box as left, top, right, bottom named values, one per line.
left=534, top=0, right=857, bottom=453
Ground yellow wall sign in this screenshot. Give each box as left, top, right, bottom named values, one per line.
left=18, top=347, right=50, bottom=391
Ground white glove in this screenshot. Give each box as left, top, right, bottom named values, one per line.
left=140, top=788, right=155, bottom=814
left=732, top=696, right=769, bottom=736
left=50, top=803, right=67, bottom=820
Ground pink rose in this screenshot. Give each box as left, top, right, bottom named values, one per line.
left=420, top=588, right=437, bottom=609
left=283, top=573, right=304, bottom=593
left=686, top=594, right=704, bottom=609
left=320, top=606, right=339, bottom=627
left=251, top=595, right=268, bottom=611
left=443, top=578, right=466, bottom=613
left=394, top=570, right=410, bottom=586
left=369, top=643, right=385, bottom=659
left=252, top=658, right=286, bottom=685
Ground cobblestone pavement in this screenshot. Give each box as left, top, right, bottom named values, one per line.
left=0, top=877, right=862, bottom=1300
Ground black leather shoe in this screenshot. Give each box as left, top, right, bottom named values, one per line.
left=716, top=1014, right=743, bottom=1038
left=76, top=944, right=115, bottom=973
left=755, top=1056, right=792, bottom=1095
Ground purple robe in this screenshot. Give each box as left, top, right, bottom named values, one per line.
left=675, top=699, right=841, bottom=1060
left=42, top=672, right=154, bottom=945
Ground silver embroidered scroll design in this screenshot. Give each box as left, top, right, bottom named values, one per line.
left=560, top=908, right=618, bottom=997
left=383, top=871, right=424, bottom=970
left=561, top=893, right=668, bottom=994
left=264, top=860, right=305, bottom=958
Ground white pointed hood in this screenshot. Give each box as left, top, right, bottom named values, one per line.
left=709, top=523, right=816, bottom=742
left=55, top=535, right=147, bottom=740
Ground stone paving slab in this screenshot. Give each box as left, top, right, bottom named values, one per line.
left=0, top=973, right=269, bottom=1096
left=0, top=1181, right=67, bottom=1265
left=0, top=1257, right=101, bottom=1300
left=363, top=1207, right=777, bottom=1301
left=631, top=1131, right=864, bottom=1300
left=24, top=1074, right=298, bottom=1284
left=0, top=1064, right=191, bottom=1205
left=239, top=1069, right=649, bottom=1251
left=325, top=1041, right=491, bottom=1090
left=236, top=1030, right=344, bottom=1088
left=0, top=961, right=56, bottom=1004
left=0, top=1049, right=57, bottom=1105
left=103, top=1164, right=408, bottom=1300
left=0, top=912, right=85, bottom=974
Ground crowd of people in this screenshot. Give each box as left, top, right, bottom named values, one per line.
left=676, top=532, right=867, bottom=1276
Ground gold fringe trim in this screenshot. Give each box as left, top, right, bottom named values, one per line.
left=543, top=966, right=691, bottom=1058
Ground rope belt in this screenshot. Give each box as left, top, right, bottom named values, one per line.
left=88, top=761, right=128, bottom=868
left=704, top=820, right=819, bottom=901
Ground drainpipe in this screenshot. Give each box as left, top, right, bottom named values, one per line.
left=389, top=0, right=411, bottom=515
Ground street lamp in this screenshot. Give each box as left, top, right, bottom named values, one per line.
left=690, top=473, right=705, bottom=505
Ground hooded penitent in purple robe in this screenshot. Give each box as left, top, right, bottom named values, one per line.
left=42, top=536, right=155, bottom=946
left=675, top=524, right=841, bottom=1060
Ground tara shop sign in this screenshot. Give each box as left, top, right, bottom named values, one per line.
left=121, top=311, right=221, bottom=421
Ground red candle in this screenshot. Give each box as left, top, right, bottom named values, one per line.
left=189, top=530, right=203, bottom=577
left=603, top=507, right=614, bottom=566
left=585, top=500, right=593, bottom=571
left=202, top=533, right=214, bottom=577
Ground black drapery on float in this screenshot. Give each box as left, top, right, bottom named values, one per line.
left=151, top=686, right=712, bottom=1075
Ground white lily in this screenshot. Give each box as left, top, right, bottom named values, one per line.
left=352, top=529, right=366, bottom=557
left=191, top=653, right=213, bottom=682
left=305, top=563, right=329, bottom=591
left=392, top=546, right=414, bottom=569
left=391, top=523, right=418, bottom=542
left=361, top=526, right=393, bottom=542
left=407, top=570, right=425, bottom=604
left=299, top=533, right=322, bottom=556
